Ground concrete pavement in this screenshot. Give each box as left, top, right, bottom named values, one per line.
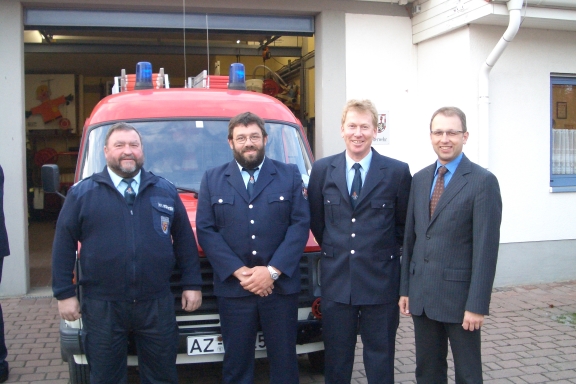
left=1, top=280, right=576, bottom=383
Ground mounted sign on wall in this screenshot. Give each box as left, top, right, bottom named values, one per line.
left=373, top=110, right=389, bottom=145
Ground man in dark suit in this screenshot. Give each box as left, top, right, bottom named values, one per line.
left=196, top=112, right=310, bottom=384
left=399, top=106, right=502, bottom=383
left=308, top=99, right=412, bottom=384
left=0, top=165, right=10, bottom=383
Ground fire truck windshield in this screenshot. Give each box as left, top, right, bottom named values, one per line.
left=80, top=120, right=313, bottom=190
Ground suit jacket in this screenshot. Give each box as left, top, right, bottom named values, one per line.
left=196, top=157, right=310, bottom=297
left=308, top=149, right=412, bottom=305
left=0, top=165, right=9, bottom=258
left=400, top=154, right=502, bottom=323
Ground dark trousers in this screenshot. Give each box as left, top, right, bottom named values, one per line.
left=217, top=293, right=299, bottom=384
left=81, top=293, right=178, bottom=384
left=322, top=299, right=399, bottom=384
left=0, top=258, right=6, bottom=364
left=412, top=312, right=483, bottom=384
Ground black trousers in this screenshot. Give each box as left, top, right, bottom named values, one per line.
left=322, top=299, right=399, bottom=384
left=217, top=293, right=299, bottom=384
left=82, top=293, right=178, bottom=384
left=412, top=312, right=483, bottom=384
left=0, top=258, right=6, bottom=364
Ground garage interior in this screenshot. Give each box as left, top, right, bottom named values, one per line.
left=24, top=8, right=316, bottom=289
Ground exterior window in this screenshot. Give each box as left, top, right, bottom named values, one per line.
left=550, top=76, right=576, bottom=191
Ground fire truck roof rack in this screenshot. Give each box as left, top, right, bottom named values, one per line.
left=188, top=70, right=228, bottom=89
left=112, top=67, right=169, bottom=94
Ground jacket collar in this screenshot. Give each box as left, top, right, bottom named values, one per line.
left=330, top=148, right=389, bottom=210
left=224, top=157, right=277, bottom=202
left=93, top=166, right=157, bottom=193
left=429, top=154, right=471, bottom=224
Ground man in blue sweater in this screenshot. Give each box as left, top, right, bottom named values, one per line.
left=52, top=122, right=202, bottom=384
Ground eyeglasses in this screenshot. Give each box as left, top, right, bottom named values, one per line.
left=235, top=135, right=263, bottom=144
left=430, top=130, right=464, bottom=137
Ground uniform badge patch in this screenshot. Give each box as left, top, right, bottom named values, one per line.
left=161, top=216, right=169, bottom=234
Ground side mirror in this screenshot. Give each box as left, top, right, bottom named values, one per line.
left=42, top=164, right=66, bottom=200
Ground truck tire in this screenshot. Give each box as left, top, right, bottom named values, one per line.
left=68, top=358, right=90, bottom=384
left=307, top=350, right=325, bottom=373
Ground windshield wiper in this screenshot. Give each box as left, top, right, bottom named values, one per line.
left=175, top=186, right=199, bottom=198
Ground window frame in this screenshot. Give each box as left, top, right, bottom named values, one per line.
left=550, top=75, right=576, bottom=192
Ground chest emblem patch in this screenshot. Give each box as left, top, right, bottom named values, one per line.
left=161, top=216, right=170, bottom=234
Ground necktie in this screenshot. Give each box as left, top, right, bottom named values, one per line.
left=430, top=166, right=447, bottom=217
left=350, top=163, right=362, bottom=209
left=243, top=167, right=258, bottom=198
left=123, top=178, right=136, bottom=209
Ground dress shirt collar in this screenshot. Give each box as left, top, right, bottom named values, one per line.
left=236, top=157, right=265, bottom=174
left=107, top=167, right=141, bottom=194
left=236, top=157, right=266, bottom=186
left=435, top=152, right=464, bottom=176
left=345, top=149, right=372, bottom=173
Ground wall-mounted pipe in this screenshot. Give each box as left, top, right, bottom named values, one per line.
left=478, top=0, right=524, bottom=168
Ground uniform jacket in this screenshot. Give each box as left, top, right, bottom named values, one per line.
left=196, top=157, right=310, bottom=297
left=52, top=167, right=202, bottom=301
left=308, top=149, right=412, bottom=305
left=400, top=154, right=502, bottom=323
left=0, top=165, right=9, bottom=257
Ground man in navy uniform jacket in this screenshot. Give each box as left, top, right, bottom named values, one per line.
left=196, top=112, right=310, bottom=384
left=308, top=99, right=412, bottom=384
left=52, top=123, right=202, bottom=384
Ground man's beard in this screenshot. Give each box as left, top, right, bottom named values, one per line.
left=233, top=144, right=265, bottom=170
left=108, top=155, right=144, bottom=178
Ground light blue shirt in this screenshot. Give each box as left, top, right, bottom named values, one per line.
left=430, top=152, right=464, bottom=199
left=236, top=157, right=266, bottom=188
left=345, top=150, right=372, bottom=194
left=107, top=167, right=141, bottom=196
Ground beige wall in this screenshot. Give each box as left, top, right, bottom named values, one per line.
left=0, top=0, right=30, bottom=296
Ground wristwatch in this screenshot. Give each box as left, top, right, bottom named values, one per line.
left=267, top=265, right=279, bottom=280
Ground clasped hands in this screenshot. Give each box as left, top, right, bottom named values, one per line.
left=234, top=266, right=278, bottom=297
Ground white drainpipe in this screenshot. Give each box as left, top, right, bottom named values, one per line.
left=478, top=0, right=524, bottom=168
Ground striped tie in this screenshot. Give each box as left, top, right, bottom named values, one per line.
left=430, top=166, right=447, bottom=217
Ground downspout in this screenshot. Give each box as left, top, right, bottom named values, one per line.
left=478, top=0, right=524, bottom=168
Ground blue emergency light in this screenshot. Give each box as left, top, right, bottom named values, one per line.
left=228, top=63, right=247, bottom=90
left=135, top=62, right=153, bottom=90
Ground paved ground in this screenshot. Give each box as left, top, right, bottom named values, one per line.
left=2, top=280, right=576, bottom=383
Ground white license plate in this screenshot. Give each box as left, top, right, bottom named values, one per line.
left=187, top=332, right=266, bottom=355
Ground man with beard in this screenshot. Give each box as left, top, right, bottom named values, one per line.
left=196, top=112, right=310, bottom=384
left=52, top=122, right=202, bottom=384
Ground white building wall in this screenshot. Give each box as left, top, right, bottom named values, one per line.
left=471, top=24, right=576, bottom=286
left=414, top=26, right=479, bottom=171
left=412, top=24, right=576, bottom=286
left=345, top=13, right=417, bottom=162
left=470, top=24, right=576, bottom=244
left=345, top=18, right=576, bottom=286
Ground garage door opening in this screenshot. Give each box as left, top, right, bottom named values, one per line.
left=23, top=7, right=316, bottom=289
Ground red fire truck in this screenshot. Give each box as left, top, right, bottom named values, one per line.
left=43, top=63, right=323, bottom=383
